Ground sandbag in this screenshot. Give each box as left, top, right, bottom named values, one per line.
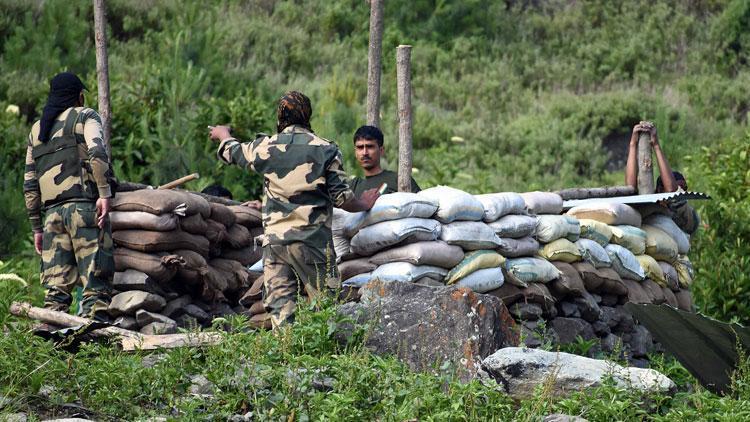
left=209, top=203, right=237, bottom=228
left=239, top=275, right=264, bottom=305
left=504, top=257, right=561, bottom=287
left=673, top=255, right=694, bottom=288
left=455, top=267, right=504, bottom=293
left=174, top=249, right=209, bottom=287
left=578, top=219, right=613, bottom=246
left=658, top=261, right=680, bottom=291
left=224, top=224, right=253, bottom=248
left=675, top=289, right=694, bottom=312
left=248, top=300, right=266, bottom=316
left=538, top=238, right=582, bottom=263
left=350, top=218, right=441, bottom=256
left=572, top=262, right=625, bottom=295
left=370, top=262, right=448, bottom=283
left=368, top=241, right=464, bottom=268
left=487, top=283, right=556, bottom=314
left=440, top=221, right=502, bottom=250
left=113, top=229, right=209, bottom=257
left=221, top=245, right=262, bottom=266
left=488, top=214, right=536, bottom=238
left=180, top=213, right=208, bottom=235
left=567, top=202, right=642, bottom=227
left=414, top=276, right=445, bottom=287
left=575, top=238, right=612, bottom=268
left=496, top=236, right=539, bottom=258
left=357, top=192, right=438, bottom=229
left=228, top=205, right=262, bottom=228
left=635, top=255, right=666, bottom=287
left=605, top=244, right=645, bottom=281
left=113, top=189, right=210, bottom=217
left=114, top=248, right=183, bottom=283
left=342, top=272, right=372, bottom=288
left=662, top=286, right=679, bottom=308
left=642, top=225, right=679, bottom=262
left=418, top=186, right=484, bottom=223
left=249, top=312, right=273, bottom=330
left=204, top=219, right=228, bottom=244
left=110, top=211, right=178, bottom=232
left=622, top=279, right=652, bottom=304
left=535, top=215, right=580, bottom=243
left=338, top=258, right=377, bottom=281
left=644, top=213, right=691, bottom=254
left=332, top=208, right=352, bottom=262
left=609, top=225, right=647, bottom=255
left=549, top=261, right=587, bottom=298
left=475, top=192, right=526, bottom=222
left=445, top=250, right=505, bottom=285
left=520, top=191, right=563, bottom=215
left=642, top=278, right=666, bottom=304
left=210, top=258, right=250, bottom=292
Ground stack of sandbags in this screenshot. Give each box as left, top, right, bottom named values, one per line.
left=109, top=189, right=263, bottom=333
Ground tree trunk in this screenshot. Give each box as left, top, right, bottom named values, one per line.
left=366, top=0, right=384, bottom=127
left=637, top=132, right=655, bottom=194
left=93, top=0, right=112, bottom=160
left=396, top=45, right=413, bottom=193
left=556, top=185, right=636, bottom=200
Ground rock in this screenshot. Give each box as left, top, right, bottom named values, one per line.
left=520, top=326, right=542, bottom=348
left=162, top=295, right=192, bottom=318
left=337, top=280, right=518, bottom=380
left=211, top=302, right=235, bottom=316
left=600, top=294, right=619, bottom=307
left=135, top=310, right=176, bottom=327
left=600, top=333, right=622, bottom=354
left=5, top=413, right=27, bottom=422
left=113, top=270, right=162, bottom=294
left=109, top=291, right=166, bottom=316
left=488, top=283, right=556, bottom=315
left=510, top=303, right=543, bottom=321
left=481, top=347, right=675, bottom=399
left=544, top=414, right=588, bottom=422
left=184, top=303, right=211, bottom=322
left=628, top=325, right=654, bottom=358
left=574, top=291, right=601, bottom=322
left=631, top=358, right=650, bottom=368
left=560, top=301, right=580, bottom=318
left=113, top=316, right=138, bottom=330
left=592, top=321, right=610, bottom=336
left=615, top=308, right=635, bottom=333
left=175, top=314, right=199, bottom=330
left=228, top=413, right=254, bottom=422
left=591, top=293, right=602, bottom=304
left=550, top=317, right=596, bottom=344
left=189, top=374, right=216, bottom=397
left=42, top=419, right=95, bottom=422
left=140, top=321, right=177, bottom=335
left=141, top=354, right=167, bottom=368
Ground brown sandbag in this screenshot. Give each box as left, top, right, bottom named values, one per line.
left=549, top=262, right=587, bottom=299
left=662, top=286, right=679, bottom=308
left=675, top=289, right=694, bottom=312
left=240, top=275, right=265, bottom=306
left=224, top=224, right=252, bottom=248
left=249, top=312, right=273, bottom=330
left=368, top=241, right=464, bottom=268
left=229, top=205, right=262, bottom=228
left=571, top=262, right=602, bottom=291
left=338, top=258, right=377, bottom=281
left=110, top=211, right=178, bottom=232
left=210, top=202, right=237, bottom=228
left=181, top=213, right=208, bottom=235
left=572, top=262, right=626, bottom=296
left=622, top=278, right=652, bottom=304
left=221, top=245, right=263, bottom=266
left=174, top=249, right=209, bottom=286
left=112, top=189, right=210, bottom=217
left=114, top=247, right=184, bottom=283
left=113, top=229, right=209, bottom=257
left=205, top=219, right=228, bottom=244
left=248, top=300, right=265, bottom=316
left=641, top=278, right=666, bottom=305
left=210, top=258, right=251, bottom=292
left=487, top=283, right=555, bottom=314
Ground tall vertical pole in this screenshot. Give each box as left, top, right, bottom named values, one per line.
left=93, top=0, right=112, bottom=160
left=366, top=0, right=384, bottom=127
left=637, top=131, right=654, bottom=194
left=396, top=45, right=413, bottom=193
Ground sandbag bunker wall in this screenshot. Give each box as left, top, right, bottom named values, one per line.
left=334, top=187, right=696, bottom=363
left=109, top=189, right=270, bottom=333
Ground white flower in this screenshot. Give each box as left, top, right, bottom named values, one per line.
left=5, top=104, right=19, bottom=115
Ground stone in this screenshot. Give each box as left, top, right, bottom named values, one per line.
left=481, top=347, right=675, bottom=400
left=550, top=317, right=596, bottom=344
left=560, top=301, right=580, bottom=318
left=591, top=293, right=602, bottom=304
left=600, top=294, right=619, bottom=307
left=574, top=291, right=601, bottom=323
left=113, top=270, right=162, bottom=293
left=615, top=308, right=635, bottom=333
left=599, top=306, right=620, bottom=329
left=141, top=354, right=167, bottom=368
left=228, top=413, right=254, bottom=422
left=162, top=295, right=192, bottom=318
left=488, top=283, right=556, bottom=315
left=520, top=326, right=542, bottom=348
left=140, top=321, right=177, bottom=335
left=510, top=303, right=543, bottom=321
left=184, top=304, right=211, bottom=322
left=211, top=302, right=235, bottom=316
left=189, top=374, right=216, bottom=397
left=109, top=291, right=166, bottom=316
left=336, top=280, right=518, bottom=380
left=135, top=310, right=176, bottom=327
left=544, top=414, right=588, bottom=422
left=113, top=316, right=138, bottom=330
left=628, top=325, right=654, bottom=358
left=5, top=413, right=27, bottom=422
left=176, top=314, right=200, bottom=330
left=600, top=333, right=622, bottom=354
left=592, top=321, right=610, bottom=336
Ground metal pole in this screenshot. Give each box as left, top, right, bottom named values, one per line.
left=396, top=45, right=413, bottom=193
left=93, top=0, right=112, bottom=160
left=366, top=0, right=384, bottom=127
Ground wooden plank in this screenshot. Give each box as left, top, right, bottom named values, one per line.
left=556, top=185, right=636, bottom=200
left=396, top=45, right=413, bottom=193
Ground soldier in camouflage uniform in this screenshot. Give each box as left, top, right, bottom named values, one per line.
left=23, top=72, right=116, bottom=321
left=210, top=91, right=380, bottom=328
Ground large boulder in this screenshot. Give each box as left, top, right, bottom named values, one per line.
left=336, top=280, right=518, bottom=381
left=109, top=291, right=166, bottom=316
left=482, top=347, right=675, bottom=399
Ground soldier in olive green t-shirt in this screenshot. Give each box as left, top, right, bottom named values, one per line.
left=349, top=125, right=420, bottom=197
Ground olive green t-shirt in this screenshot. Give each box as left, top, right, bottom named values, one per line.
left=349, top=170, right=420, bottom=197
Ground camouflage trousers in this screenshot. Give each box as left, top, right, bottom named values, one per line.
left=41, top=201, right=114, bottom=318
left=262, top=242, right=339, bottom=328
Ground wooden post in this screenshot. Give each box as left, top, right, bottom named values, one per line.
left=396, top=45, right=413, bottom=193
left=366, top=0, right=384, bottom=127
left=93, top=0, right=112, bottom=160
left=637, top=131, right=654, bottom=194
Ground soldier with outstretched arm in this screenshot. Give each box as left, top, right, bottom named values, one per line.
left=209, top=91, right=379, bottom=328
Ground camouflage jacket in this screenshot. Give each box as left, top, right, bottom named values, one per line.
left=24, top=107, right=115, bottom=232
left=217, top=125, right=354, bottom=248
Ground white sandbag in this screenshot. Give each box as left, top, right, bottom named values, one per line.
left=370, top=262, right=448, bottom=283
left=575, top=238, right=612, bottom=268
left=332, top=208, right=353, bottom=262
left=520, top=191, right=563, bottom=215
left=248, top=259, right=263, bottom=272
left=496, top=236, right=540, bottom=258
left=488, top=214, right=536, bottom=238
left=356, top=192, right=438, bottom=229
left=605, top=244, right=645, bottom=280
left=342, top=272, right=372, bottom=288
left=440, top=221, right=502, bottom=250
left=609, top=225, right=647, bottom=255
left=368, top=241, right=464, bottom=268
left=567, top=202, right=642, bottom=227
left=350, top=218, right=442, bottom=256
left=455, top=267, right=505, bottom=293
left=418, top=186, right=484, bottom=223
left=504, top=257, right=561, bottom=287
left=475, top=192, right=526, bottom=222
left=333, top=207, right=366, bottom=239
left=535, top=215, right=580, bottom=243
left=644, top=214, right=691, bottom=254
